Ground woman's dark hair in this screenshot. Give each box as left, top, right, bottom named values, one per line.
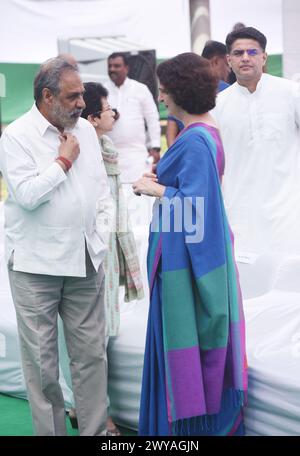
left=81, top=82, right=108, bottom=119
left=226, top=27, right=267, bottom=53
left=157, top=53, right=217, bottom=114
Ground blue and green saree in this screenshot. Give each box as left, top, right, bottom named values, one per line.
left=139, top=123, right=247, bottom=436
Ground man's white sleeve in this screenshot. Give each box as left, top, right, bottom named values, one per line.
left=141, top=85, right=161, bottom=149
left=0, top=132, right=66, bottom=211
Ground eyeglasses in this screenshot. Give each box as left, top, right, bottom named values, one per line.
left=93, top=105, right=114, bottom=118
left=112, top=108, right=119, bottom=119
left=231, top=48, right=261, bottom=57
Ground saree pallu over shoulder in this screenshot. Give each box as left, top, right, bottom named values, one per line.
left=146, top=124, right=247, bottom=434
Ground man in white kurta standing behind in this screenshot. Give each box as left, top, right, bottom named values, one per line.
left=213, top=27, right=300, bottom=255
left=0, top=57, right=112, bottom=436
left=104, top=52, right=161, bottom=226
left=104, top=52, right=161, bottom=183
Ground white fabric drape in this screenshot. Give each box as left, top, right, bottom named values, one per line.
left=0, top=0, right=191, bottom=63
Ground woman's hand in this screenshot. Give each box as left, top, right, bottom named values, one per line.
left=132, top=175, right=165, bottom=198
left=143, top=172, right=158, bottom=181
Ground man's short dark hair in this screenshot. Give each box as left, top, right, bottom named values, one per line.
left=34, top=57, right=78, bottom=104
left=81, top=82, right=108, bottom=119
left=232, top=22, right=246, bottom=32
left=202, top=41, right=227, bottom=60
left=226, top=27, right=267, bottom=53
left=108, top=52, right=129, bottom=66
left=157, top=53, right=217, bottom=115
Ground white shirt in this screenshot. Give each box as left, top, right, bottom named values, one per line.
left=105, top=77, right=161, bottom=182
left=213, top=73, right=300, bottom=255
left=0, top=104, right=113, bottom=276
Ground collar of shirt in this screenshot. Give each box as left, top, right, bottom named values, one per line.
left=30, top=103, right=80, bottom=136
left=236, top=73, right=266, bottom=96
left=109, top=77, right=130, bottom=92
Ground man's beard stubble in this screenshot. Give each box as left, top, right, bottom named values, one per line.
left=51, top=99, right=82, bottom=130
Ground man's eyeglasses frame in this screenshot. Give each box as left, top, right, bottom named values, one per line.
left=230, top=48, right=262, bottom=58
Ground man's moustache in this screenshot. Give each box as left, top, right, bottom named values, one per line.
left=70, top=109, right=82, bottom=118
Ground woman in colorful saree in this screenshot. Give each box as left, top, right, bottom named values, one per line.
left=132, top=53, right=247, bottom=436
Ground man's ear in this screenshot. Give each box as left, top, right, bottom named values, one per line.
left=42, top=88, right=54, bottom=106
left=210, top=56, right=219, bottom=68
left=263, top=52, right=268, bottom=66
left=226, top=54, right=232, bottom=69
left=87, top=114, right=97, bottom=127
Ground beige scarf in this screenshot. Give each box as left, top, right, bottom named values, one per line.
left=100, top=135, right=144, bottom=336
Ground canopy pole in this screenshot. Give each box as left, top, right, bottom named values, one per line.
left=190, top=0, right=211, bottom=55
left=282, top=0, right=300, bottom=80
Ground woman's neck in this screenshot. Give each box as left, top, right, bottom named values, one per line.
left=95, top=127, right=105, bottom=138
left=181, top=112, right=217, bottom=129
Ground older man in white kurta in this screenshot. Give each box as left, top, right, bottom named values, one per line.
left=213, top=27, right=300, bottom=255
left=0, top=58, right=112, bottom=436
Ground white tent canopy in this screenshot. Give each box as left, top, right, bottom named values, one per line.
left=210, top=0, right=283, bottom=54
left=0, top=0, right=191, bottom=63
left=0, top=0, right=284, bottom=65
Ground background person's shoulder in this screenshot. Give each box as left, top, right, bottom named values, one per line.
left=264, top=73, right=300, bottom=97
left=215, top=82, right=236, bottom=107
left=77, top=116, right=93, bottom=130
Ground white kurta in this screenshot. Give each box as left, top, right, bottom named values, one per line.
left=213, top=73, right=300, bottom=255
left=105, top=78, right=161, bottom=183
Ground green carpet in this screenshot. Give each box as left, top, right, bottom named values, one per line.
left=0, top=393, right=136, bottom=436
left=0, top=393, right=76, bottom=436
left=0, top=394, right=32, bottom=436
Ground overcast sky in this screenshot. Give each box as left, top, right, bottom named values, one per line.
left=210, top=0, right=283, bottom=54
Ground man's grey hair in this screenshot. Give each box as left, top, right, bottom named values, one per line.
left=34, top=57, right=78, bottom=104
